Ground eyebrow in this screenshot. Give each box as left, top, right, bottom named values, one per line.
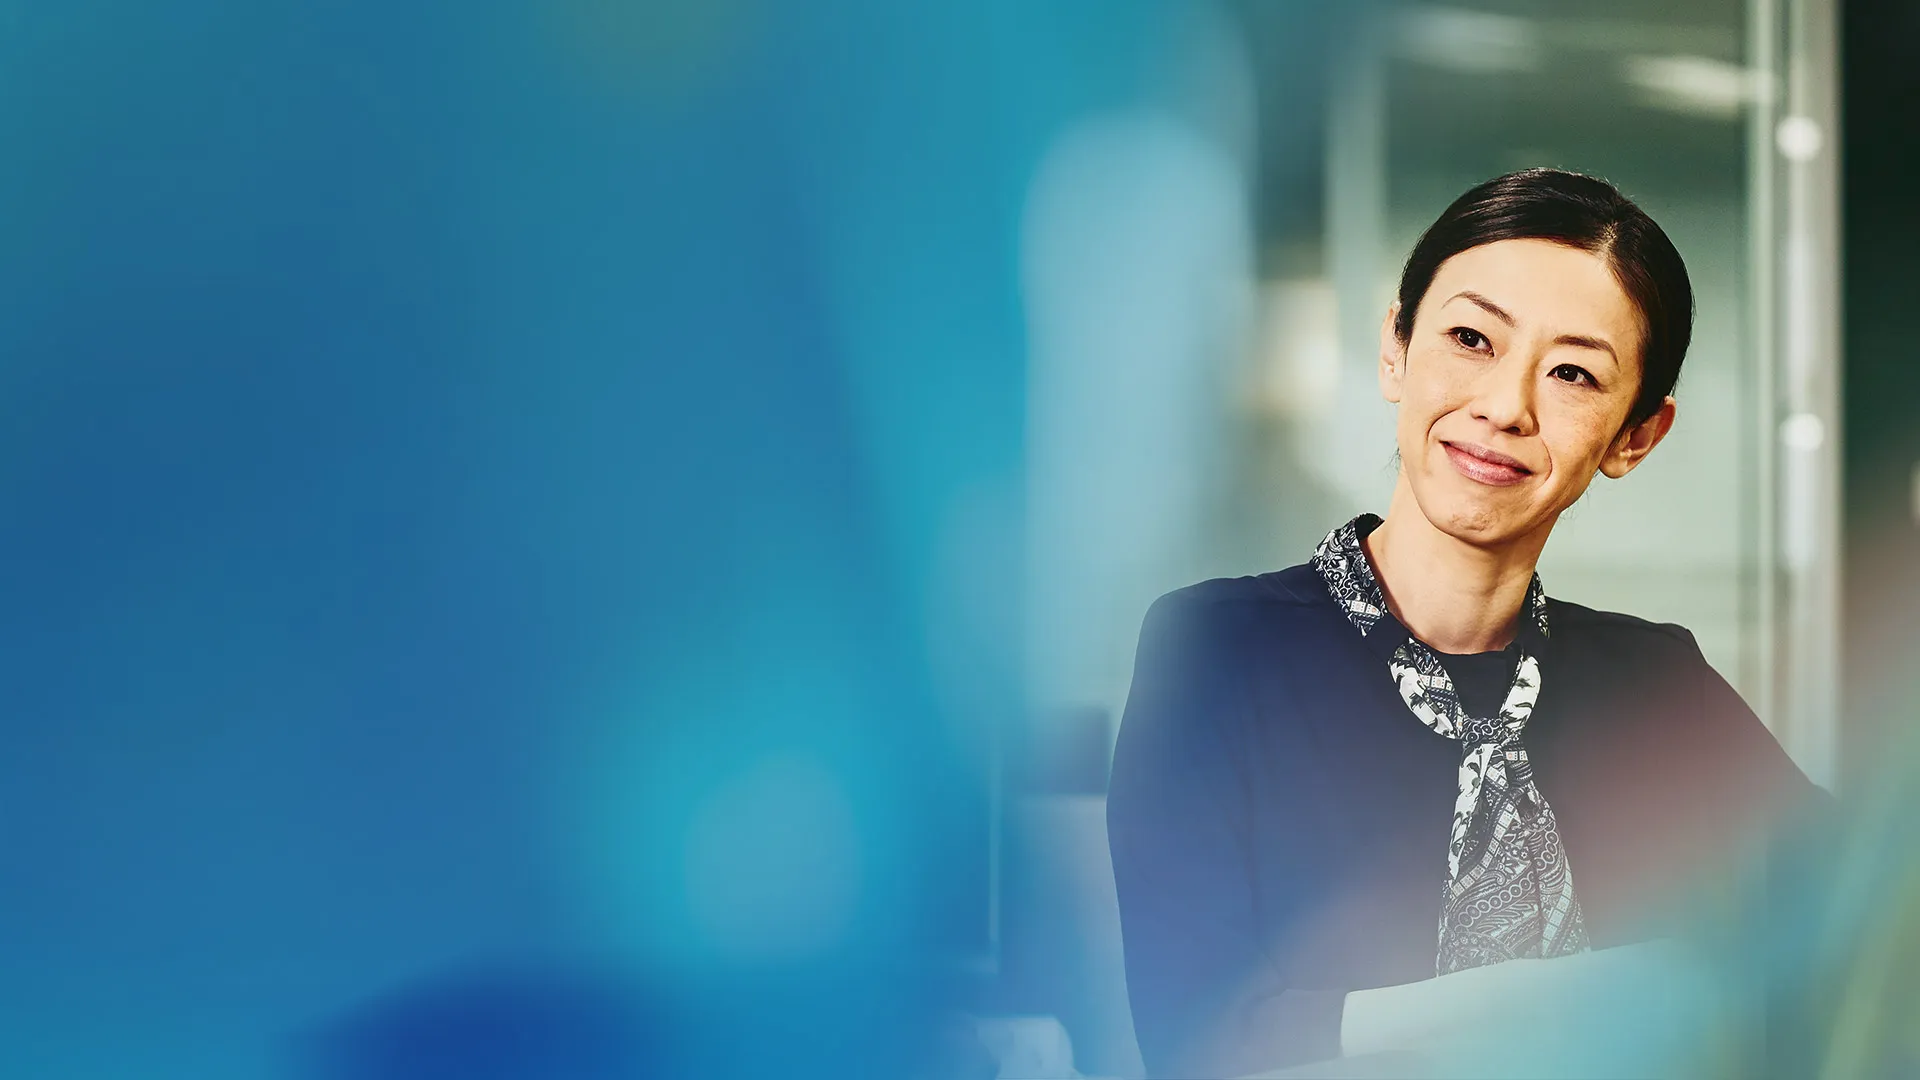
left=1443, top=291, right=1618, bottom=361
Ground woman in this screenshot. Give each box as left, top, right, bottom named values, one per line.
left=1106, top=169, right=1827, bottom=1078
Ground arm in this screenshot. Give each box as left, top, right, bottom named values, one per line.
left=1107, top=593, right=1344, bottom=1077
left=1339, top=939, right=1710, bottom=1063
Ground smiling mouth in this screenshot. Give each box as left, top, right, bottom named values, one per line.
left=1442, top=441, right=1532, bottom=487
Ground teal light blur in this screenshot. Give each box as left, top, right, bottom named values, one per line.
left=0, top=1, right=1223, bottom=1077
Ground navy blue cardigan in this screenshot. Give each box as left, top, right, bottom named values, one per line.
left=1106, top=563, right=1822, bottom=1078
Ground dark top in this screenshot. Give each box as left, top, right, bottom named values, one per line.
left=1106, top=562, right=1825, bottom=1078
left=1433, top=642, right=1520, bottom=720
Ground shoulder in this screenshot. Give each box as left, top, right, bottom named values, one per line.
left=1545, top=599, right=1827, bottom=842
left=1115, top=568, right=1337, bottom=794
left=1542, top=598, right=1779, bottom=759
left=1138, top=563, right=1339, bottom=650
left=1544, top=596, right=1706, bottom=667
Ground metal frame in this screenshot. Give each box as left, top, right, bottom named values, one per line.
left=1744, top=0, right=1782, bottom=733
left=1772, top=0, right=1842, bottom=790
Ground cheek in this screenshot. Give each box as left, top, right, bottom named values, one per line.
left=1542, top=406, right=1621, bottom=475
left=1400, top=354, right=1469, bottom=421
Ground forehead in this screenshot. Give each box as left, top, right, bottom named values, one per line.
left=1421, top=238, right=1641, bottom=347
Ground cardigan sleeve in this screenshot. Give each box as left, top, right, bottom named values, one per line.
left=1106, top=591, right=1345, bottom=1078
left=1674, top=626, right=1836, bottom=877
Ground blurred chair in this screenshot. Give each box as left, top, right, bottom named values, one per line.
left=996, top=705, right=1145, bottom=1079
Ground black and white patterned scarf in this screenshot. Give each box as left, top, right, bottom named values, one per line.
left=1312, top=514, right=1588, bottom=975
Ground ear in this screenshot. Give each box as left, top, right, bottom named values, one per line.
left=1599, top=396, right=1677, bottom=478
left=1377, top=302, right=1406, bottom=404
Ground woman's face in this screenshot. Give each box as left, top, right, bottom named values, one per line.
left=1379, top=238, right=1674, bottom=547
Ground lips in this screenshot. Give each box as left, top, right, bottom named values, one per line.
left=1442, top=441, right=1532, bottom=487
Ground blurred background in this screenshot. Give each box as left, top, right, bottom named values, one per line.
left=0, top=0, right=1912, bottom=1077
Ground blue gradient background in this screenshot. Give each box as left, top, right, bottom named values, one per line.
left=0, top=1, right=1180, bottom=1075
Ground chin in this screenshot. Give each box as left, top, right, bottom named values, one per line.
left=1415, top=477, right=1534, bottom=545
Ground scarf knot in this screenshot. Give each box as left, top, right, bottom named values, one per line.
left=1458, top=715, right=1513, bottom=747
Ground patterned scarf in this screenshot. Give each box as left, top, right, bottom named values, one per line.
left=1312, top=514, right=1588, bottom=975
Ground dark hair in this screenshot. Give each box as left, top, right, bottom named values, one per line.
left=1393, top=168, right=1694, bottom=429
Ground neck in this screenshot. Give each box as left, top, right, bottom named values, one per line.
left=1361, top=475, right=1553, bottom=654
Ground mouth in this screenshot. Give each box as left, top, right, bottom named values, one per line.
left=1442, top=440, right=1533, bottom=487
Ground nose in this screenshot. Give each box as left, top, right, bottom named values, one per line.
left=1468, top=350, right=1538, bottom=436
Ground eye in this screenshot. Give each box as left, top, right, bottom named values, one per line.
left=1447, top=326, right=1492, bottom=353
left=1549, top=363, right=1598, bottom=387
